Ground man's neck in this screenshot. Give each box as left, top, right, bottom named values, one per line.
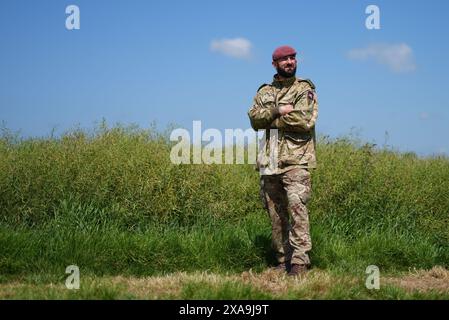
left=275, top=73, right=296, bottom=80
left=273, top=74, right=296, bottom=86
left=276, top=74, right=289, bottom=81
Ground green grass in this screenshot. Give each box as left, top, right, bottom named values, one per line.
left=1, top=122, right=448, bottom=298
left=0, top=211, right=272, bottom=281
left=2, top=270, right=449, bottom=300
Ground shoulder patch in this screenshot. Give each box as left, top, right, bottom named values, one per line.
left=257, top=83, right=269, bottom=92
left=297, top=78, right=316, bottom=90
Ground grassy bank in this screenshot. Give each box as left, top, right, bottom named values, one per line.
left=1, top=123, right=448, bottom=298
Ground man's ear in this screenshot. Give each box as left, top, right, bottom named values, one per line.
left=272, top=61, right=277, bottom=69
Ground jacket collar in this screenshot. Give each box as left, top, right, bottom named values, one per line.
left=272, top=74, right=297, bottom=88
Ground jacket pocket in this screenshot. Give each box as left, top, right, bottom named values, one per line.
left=280, top=132, right=311, bottom=166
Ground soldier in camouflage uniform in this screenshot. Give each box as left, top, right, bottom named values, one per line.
left=247, top=45, right=318, bottom=276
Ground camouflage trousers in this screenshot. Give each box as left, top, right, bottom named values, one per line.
left=260, top=167, right=312, bottom=266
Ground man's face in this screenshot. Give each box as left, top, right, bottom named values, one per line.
left=273, top=55, right=297, bottom=78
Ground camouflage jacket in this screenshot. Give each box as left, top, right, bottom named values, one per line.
left=248, top=75, right=318, bottom=175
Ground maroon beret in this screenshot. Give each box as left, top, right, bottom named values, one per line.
left=272, top=45, right=297, bottom=61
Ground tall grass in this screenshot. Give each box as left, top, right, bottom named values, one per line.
left=1, top=122, right=448, bottom=281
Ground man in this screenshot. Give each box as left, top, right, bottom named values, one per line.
left=247, top=45, right=318, bottom=276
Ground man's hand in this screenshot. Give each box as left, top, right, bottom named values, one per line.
left=278, top=104, right=294, bottom=116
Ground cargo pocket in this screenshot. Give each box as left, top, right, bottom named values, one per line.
left=281, top=132, right=311, bottom=165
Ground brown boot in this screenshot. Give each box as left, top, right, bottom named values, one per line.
left=287, top=264, right=308, bottom=276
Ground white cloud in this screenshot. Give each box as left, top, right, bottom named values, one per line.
left=347, top=43, right=416, bottom=73
left=210, top=38, right=252, bottom=59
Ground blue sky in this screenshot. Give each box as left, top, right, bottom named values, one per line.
left=1, top=0, right=448, bottom=156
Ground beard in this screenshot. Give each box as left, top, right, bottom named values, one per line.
left=277, top=65, right=296, bottom=78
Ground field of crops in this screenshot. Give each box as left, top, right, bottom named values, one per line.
left=1, top=123, right=448, bottom=299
